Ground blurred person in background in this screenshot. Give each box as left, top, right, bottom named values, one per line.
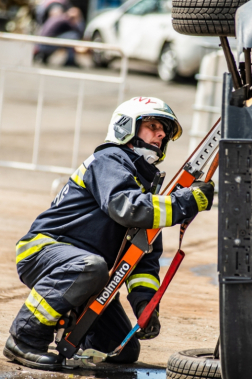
left=3, top=97, right=214, bottom=371
left=35, top=0, right=70, bottom=25
left=34, top=0, right=85, bottom=67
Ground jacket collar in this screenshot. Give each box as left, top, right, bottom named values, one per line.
left=120, top=146, right=159, bottom=191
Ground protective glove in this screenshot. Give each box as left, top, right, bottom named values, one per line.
left=190, top=180, right=214, bottom=211
left=135, top=300, right=161, bottom=340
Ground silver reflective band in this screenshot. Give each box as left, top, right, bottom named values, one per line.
left=158, top=196, right=168, bottom=226
left=26, top=293, right=59, bottom=323
left=84, top=154, right=95, bottom=168
left=16, top=237, right=54, bottom=257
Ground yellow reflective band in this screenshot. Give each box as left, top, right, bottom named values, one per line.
left=16, top=234, right=70, bottom=264
left=25, top=288, right=62, bottom=326
left=25, top=301, right=57, bottom=326
left=192, top=188, right=208, bottom=212
left=16, top=234, right=60, bottom=264
left=152, top=195, right=172, bottom=228
left=126, top=273, right=160, bottom=293
left=128, top=282, right=159, bottom=292
left=134, top=177, right=145, bottom=193
left=164, top=196, right=172, bottom=226
left=152, top=195, right=160, bottom=228
left=71, top=164, right=87, bottom=188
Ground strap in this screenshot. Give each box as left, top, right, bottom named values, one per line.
left=178, top=218, right=194, bottom=252
left=131, top=136, right=163, bottom=158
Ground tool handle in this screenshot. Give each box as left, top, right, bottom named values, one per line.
left=161, top=118, right=220, bottom=195
left=138, top=249, right=185, bottom=329
left=204, top=151, right=219, bottom=183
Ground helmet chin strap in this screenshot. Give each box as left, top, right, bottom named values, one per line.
left=131, top=136, right=162, bottom=164
left=133, top=146, right=159, bottom=164
left=131, top=136, right=163, bottom=157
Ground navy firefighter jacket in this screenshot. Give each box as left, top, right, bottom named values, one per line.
left=16, top=145, right=198, bottom=314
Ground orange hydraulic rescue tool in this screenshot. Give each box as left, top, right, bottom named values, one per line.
left=77, top=150, right=220, bottom=367
left=56, top=118, right=221, bottom=359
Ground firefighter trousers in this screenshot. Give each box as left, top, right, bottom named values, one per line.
left=10, top=243, right=140, bottom=363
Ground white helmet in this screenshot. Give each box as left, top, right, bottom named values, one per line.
left=96, top=96, right=182, bottom=164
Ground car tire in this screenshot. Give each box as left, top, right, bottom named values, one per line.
left=166, top=348, right=221, bottom=378
left=172, top=0, right=249, bottom=37
left=91, top=30, right=110, bottom=68
left=158, top=43, right=177, bottom=82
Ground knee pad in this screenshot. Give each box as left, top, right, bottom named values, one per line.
left=64, top=255, right=109, bottom=307
left=84, top=255, right=109, bottom=289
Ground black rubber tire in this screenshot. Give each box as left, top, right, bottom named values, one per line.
left=172, top=0, right=249, bottom=37
left=91, top=31, right=110, bottom=68
left=166, top=348, right=221, bottom=378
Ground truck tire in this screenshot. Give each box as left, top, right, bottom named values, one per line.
left=166, top=348, right=221, bottom=378
left=172, top=0, right=248, bottom=37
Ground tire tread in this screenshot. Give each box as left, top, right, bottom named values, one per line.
left=167, top=349, right=221, bottom=378
left=172, top=0, right=248, bottom=36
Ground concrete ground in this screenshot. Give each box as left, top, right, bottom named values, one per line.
left=0, top=55, right=219, bottom=378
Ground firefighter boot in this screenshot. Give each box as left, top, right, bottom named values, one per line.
left=3, top=335, right=63, bottom=371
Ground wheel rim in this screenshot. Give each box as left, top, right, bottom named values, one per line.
left=92, top=33, right=105, bottom=66
left=181, top=352, right=218, bottom=359
left=158, top=47, right=177, bottom=82
left=180, top=348, right=219, bottom=361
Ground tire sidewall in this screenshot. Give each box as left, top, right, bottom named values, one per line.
left=167, top=348, right=221, bottom=378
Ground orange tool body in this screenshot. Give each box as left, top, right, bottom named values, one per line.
left=57, top=119, right=221, bottom=359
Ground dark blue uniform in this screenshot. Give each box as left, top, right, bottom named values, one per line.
left=10, top=145, right=198, bottom=362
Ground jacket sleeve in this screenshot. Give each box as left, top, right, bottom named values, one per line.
left=77, top=150, right=199, bottom=229
left=126, top=232, right=163, bottom=316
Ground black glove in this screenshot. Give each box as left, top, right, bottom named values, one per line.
left=135, top=301, right=161, bottom=340
left=190, top=180, right=214, bottom=211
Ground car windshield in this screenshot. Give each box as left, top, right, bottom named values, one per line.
left=126, top=0, right=171, bottom=15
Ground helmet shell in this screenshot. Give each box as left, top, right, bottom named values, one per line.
left=105, top=96, right=182, bottom=146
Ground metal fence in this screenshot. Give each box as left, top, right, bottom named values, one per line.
left=0, top=32, right=128, bottom=175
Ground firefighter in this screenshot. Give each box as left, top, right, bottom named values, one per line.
left=3, top=97, right=214, bottom=371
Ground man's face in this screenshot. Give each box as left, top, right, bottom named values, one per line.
left=137, top=119, right=166, bottom=149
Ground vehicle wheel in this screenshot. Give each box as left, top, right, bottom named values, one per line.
left=166, top=348, right=221, bottom=378
left=172, top=0, right=249, bottom=37
left=158, top=43, right=177, bottom=82
left=91, top=31, right=110, bottom=68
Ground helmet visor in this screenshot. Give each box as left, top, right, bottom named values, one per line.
left=137, top=114, right=182, bottom=142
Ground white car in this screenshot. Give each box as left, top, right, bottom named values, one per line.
left=84, top=0, right=222, bottom=81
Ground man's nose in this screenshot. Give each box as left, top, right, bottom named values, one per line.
left=156, top=129, right=166, bottom=139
